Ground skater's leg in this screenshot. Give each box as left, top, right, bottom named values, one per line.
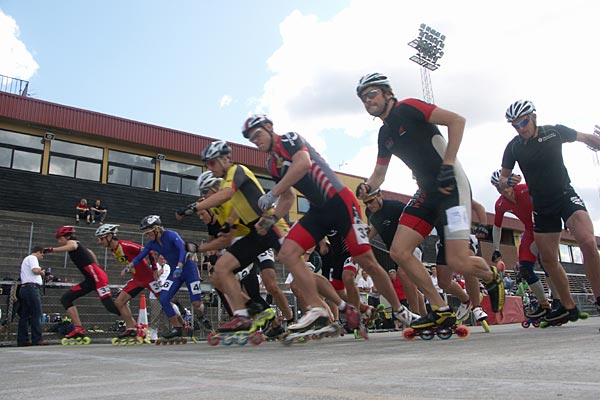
left=114, top=290, right=137, bottom=329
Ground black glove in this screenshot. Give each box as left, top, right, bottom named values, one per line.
left=491, top=250, right=502, bottom=263
left=176, top=203, right=197, bottom=217
left=436, top=164, right=456, bottom=193
left=257, top=215, right=278, bottom=231
left=475, top=225, right=489, bottom=237
left=355, top=182, right=371, bottom=198
left=219, top=222, right=232, bottom=234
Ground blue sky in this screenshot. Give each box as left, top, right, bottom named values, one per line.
left=1, top=0, right=600, bottom=232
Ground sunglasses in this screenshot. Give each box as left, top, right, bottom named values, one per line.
left=206, top=159, right=218, bottom=168
left=512, top=117, right=530, bottom=129
left=248, top=128, right=263, bottom=142
left=360, top=89, right=380, bottom=102
left=363, top=198, right=376, bottom=206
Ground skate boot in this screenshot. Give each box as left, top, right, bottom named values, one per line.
left=112, top=327, right=142, bottom=345
left=156, top=326, right=186, bottom=345
left=483, top=265, right=505, bottom=312
left=288, top=307, right=329, bottom=332
left=541, top=305, right=584, bottom=328
left=264, top=319, right=287, bottom=341
left=217, top=315, right=252, bottom=333
left=472, top=306, right=488, bottom=322
left=339, top=304, right=360, bottom=330
left=403, top=306, right=468, bottom=340
left=525, top=304, right=550, bottom=319
left=250, top=308, right=276, bottom=333
left=283, top=308, right=341, bottom=345
left=206, top=314, right=265, bottom=346
left=455, top=300, right=472, bottom=322
left=62, top=325, right=91, bottom=345
left=198, top=316, right=213, bottom=332
left=551, top=298, right=562, bottom=310
left=393, top=305, right=420, bottom=328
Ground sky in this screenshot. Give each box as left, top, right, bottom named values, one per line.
left=1, top=0, right=600, bottom=234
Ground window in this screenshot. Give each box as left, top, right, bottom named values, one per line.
left=559, top=244, right=572, bottom=263
left=256, top=175, right=276, bottom=192
left=297, top=197, right=310, bottom=213
left=159, top=160, right=203, bottom=195
left=0, top=130, right=43, bottom=173
left=571, top=246, right=583, bottom=264
left=49, top=140, right=103, bottom=181
left=108, top=150, right=154, bottom=189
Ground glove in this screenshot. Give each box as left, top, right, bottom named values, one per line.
left=258, top=191, right=278, bottom=211
left=355, top=182, right=371, bottom=199
left=475, top=225, right=489, bottom=237
left=507, top=173, right=518, bottom=187
left=176, top=203, right=197, bottom=217
left=436, top=164, right=456, bottom=193
left=491, top=250, right=502, bottom=263
left=257, top=215, right=278, bottom=231
left=173, top=266, right=183, bottom=279
left=185, top=242, right=198, bottom=253
left=42, top=247, right=54, bottom=254
left=219, top=222, right=232, bottom=234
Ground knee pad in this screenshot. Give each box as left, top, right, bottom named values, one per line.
left=60, top=291, right=77, bottom=310
left=101, top=297, right=121, bottom=315
left=520, top=261, right=539, bottom=284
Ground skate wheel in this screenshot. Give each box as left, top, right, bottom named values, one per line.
left=237, top=335, right=249, bottom=346
left=207, top=333, right=220, bottom=346
left=155, top=339, right=161, bottom=345
left=437, top=328, right=452, bottom=340
left=127, top=338, right=136, bottom=346
left=180, top=338, right=187, bottom=344
left=532, top=320, right=540, bottom=328
left=455, top=325, right=470, bottom=338
left=84, top=336, right=91, bottom=345
left=420, top=330, right=435, bottom=340
left=539, top=321, right=549, bottom=329
left=111, top=337, right=120, bottom=346
left=75, top=337, right=84, bottom=345
left=61, top=338, right=70, bottom=346
left=402, top=328, right=417, bottom=340
left=223, top=335, right=235, bottom=346
left=249, top=332, right=264, bottom=346
left=481, top=321, right=490, bottom=333
left=521, top=320, right=530, bottom=329
left=579, top=312, right=589, bottom=320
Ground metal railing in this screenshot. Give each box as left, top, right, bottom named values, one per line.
left=0, top=74, right=29, bottom=96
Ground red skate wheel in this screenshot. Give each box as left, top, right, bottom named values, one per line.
left=207, top=332, right=220, bottom=346
left=455, top=325, right=470, bottom=338
left=402, top=328, right=417, bottom=340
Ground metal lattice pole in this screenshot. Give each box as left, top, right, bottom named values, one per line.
left=420, top=67, right=435, bottom=104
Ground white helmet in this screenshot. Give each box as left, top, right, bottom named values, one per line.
left=490, top=169, right=501, bottom=187
left=356, top=72, right=391, bottom=97
left=505, top=100, right=536, bottom=122
left=242, top=114, right=273, bottom=138
left=95, top=224, right=119, bottom=237
left=196, top=170, right=222, bottom=192
left=201, top=141, right=231, bottom=162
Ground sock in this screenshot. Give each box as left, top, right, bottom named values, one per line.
left=234, top=309, right=249, bottom=317
left=338, top=300, right=347, bottom=311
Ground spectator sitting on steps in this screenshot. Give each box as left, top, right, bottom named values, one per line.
left=75, top=199, right=91, bottom=224
left=90, top=199, right=108, bottom=224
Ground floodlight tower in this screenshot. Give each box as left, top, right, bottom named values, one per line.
left=407, top=23, right=446, bottom=104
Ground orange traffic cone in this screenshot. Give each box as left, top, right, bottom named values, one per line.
left=137, top=294, right=149, bottom=329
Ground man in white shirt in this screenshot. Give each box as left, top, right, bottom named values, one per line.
left=149, top=254, right=171, bottom=341
left=17, top=246, right=48, bottom=346
left=357, top=270, right=374, bottom=305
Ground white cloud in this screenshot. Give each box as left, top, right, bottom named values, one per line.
left=246, top=0, right=600, bottom=233
left=219, top=95, right=233, bottom=108
left=0, top=9, right=38, bottom=80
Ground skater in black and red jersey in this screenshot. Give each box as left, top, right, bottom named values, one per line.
left=243, top=114, right=411, bottom=334
left=95, top=224, right=161, bottom=340
left=355, top=73, right=504, bottom=332
left=499, top=100, right=600, bottom=324
left=43, top=226, right=120, bottom=339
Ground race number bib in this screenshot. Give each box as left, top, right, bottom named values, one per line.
left=236, top=264, right=254, bottom=281
left=189, top=280, right=202, bottom=295
left=96, top=285, right=111, bottom=297
left=446, top=206, right=469, bottom=233
left=257, top=249, right=274, bottom=263
left=162, top=279, right=174, bottom=291
left=352, top=220, right=370, bottom=245
left=149, top=280, right=162, bottom=294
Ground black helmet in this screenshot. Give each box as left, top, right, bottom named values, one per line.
left=140, top=215, right=161, bottom=230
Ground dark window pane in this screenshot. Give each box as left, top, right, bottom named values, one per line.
left=297, top=197, right=310, bottom=213
left=108, top=150, right=154, bottom=168
left=181, top=177, right=199, bottom=196
left=160, top=159, right=202, bottom=176
left=0, top=130, right=43, bottom=150
left=49, top=155, right=75, bottom=177
left=12, top=150, right=41, bottom=172
left=132, top=169, right=153, bottom=189
left=0, top=147, right=11, bottom=167
left=51, top=140, right=103, bottom=159
left=160, top=174, right=180, bottom=193
left=76, top=160, right=101, bottom=181
left=108, top=165, right=131, bottom=185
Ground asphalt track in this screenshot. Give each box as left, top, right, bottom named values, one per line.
left=2, top=318, right=599, bottom=400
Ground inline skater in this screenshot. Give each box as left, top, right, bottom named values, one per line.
left=43, top=226, right=120, bottom=341
left=128, top=216, right=208, bottom=342
left=500, top=100, right=600, bottom=324
left=95, top=224, right=161, bottom=341
left=355, top=72, right=504, bottom=333
left=242, top=114, right=407, bottom=336
left=489, top=170, right=553, bottom=317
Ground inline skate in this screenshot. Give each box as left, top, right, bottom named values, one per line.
left=61, top=325, right=91, bottom=345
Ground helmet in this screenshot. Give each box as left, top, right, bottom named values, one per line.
left=55, top=226, right=75, bottom=238
left=490, top=169, right=501, bottom=187
left=201, top=141, right=231, bottom=162
left=140, top=215, right=162, bottom=230
left=95, top=224, right=119, bottom=237
left=505, top=100, right=536, bottom=122
left=196, top=170, right=222, bottom=192
left=356, top=73, right=391, bottom=97
left=242, top=114, right=273, bottom=138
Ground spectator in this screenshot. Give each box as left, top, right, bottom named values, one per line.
left=75, top=199, right=91, bottom=224
left=149, top=254, right=170, bottom=342
left=90, top=199, right=108, bottom=224
left=357, top=269, right=374, bottom=305
left=17, top=246, right=49, bottom=346
left=388, top=269, right=409, bottom=331
left=454, top=273, right=466, bottom=290
left=503, top=274, right=515, bottom=295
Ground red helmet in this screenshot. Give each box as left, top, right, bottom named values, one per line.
left=55, top=225, right=75, bottom=238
